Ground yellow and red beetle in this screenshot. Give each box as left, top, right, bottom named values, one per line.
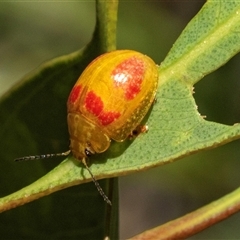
left=67, top=50, right=158, bottom=160
left=15, top=50, right=158, bottom=205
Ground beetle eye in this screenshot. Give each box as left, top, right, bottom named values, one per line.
left=85, top=149, right=92, bottom=157
left=85, top=143, right=95, bottom=157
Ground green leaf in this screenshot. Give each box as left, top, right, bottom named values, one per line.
left=1, top=0, right=240, bottom=239
left=161, top=0, right=240, bottom=85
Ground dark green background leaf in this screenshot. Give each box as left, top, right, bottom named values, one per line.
left=0, top=1, right=118, bottom=239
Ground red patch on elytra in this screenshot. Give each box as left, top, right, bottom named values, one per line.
left=85, top=91, right=103, bottom=115
left=98, top=111, right=121, bottom=126
left=112, top=56, right=145, bottom=100
left=85, top=91, right=121, bottom=125
left=68, top=85, right=82, bottom=104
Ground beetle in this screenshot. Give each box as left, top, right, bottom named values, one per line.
left=15, top=50, right=159, bottom=205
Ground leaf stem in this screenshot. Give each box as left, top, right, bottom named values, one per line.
left=131, top=187, right=240, bottom=239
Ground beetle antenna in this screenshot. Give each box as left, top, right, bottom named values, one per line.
left=82, top=158, right=112, bottom=206
left=14, top=151, right=111, bottom=205
left=14, top=150, right=71, bottom=162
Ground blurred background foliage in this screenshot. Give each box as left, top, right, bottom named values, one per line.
left=1, top=1, right=240, bottom=239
